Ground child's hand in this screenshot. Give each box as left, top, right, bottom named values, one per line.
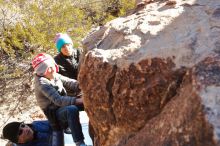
left=75, top=97, right=83, bottom=105
left=76, top=92, right=83, bottom=98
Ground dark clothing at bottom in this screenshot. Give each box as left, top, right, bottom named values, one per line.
left=56, top=105, right=84, bottom=143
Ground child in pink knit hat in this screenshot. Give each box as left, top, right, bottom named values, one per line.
left=31, top=53, right=86, bottom=146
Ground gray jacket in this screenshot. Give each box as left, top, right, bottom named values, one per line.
left=34, top=73, right=80, bottom=110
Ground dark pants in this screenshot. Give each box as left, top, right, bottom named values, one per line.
left=56, top=105, right=84, bottom=143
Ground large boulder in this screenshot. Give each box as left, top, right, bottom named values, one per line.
left=78, top=0, right=220, bottom=146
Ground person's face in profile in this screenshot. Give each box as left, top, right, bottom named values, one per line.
left=17, top=123, right=34, bottom=144
left=44, top=65, right=57, bottom=80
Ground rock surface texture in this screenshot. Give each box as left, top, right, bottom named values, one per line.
left=78, top=0, right=220, bottom=146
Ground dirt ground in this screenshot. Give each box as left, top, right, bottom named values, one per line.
left=0, top=76, right=46, bottom=146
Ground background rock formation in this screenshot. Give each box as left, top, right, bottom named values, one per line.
left=79, top=0, right=220, bottom=145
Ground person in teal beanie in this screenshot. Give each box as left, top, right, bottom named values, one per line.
left=55, top=33, right=73, bottom=53
left=54, top=33, right=94, bottom=144
left=54, top=33, right=81, bottom=81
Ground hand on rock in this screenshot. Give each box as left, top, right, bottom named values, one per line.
left=75, top=97, right=83, bottom=105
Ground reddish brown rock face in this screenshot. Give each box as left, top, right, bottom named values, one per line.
left=80, top=56, right=186, bottom=145
left=79, top=0, right=220, bottom=146
left=120, top=68, right=216, bottom=146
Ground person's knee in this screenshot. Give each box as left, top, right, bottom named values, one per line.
left=66, top=105, right=79, bottom=117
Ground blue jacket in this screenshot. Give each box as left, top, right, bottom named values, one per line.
left=16, top=121, right=52, bottom=146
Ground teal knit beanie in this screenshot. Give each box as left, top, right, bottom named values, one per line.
left=55, top=33, right=73, bottom=52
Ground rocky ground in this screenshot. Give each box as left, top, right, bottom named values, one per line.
left=0, top=75, right=46, bottom=146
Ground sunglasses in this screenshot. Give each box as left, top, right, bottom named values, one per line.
left=18, top=122, right=26, bottom=136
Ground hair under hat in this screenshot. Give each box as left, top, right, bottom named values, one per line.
left=54, top=33, right=73, bottom=52
left=3, top=122, right=21, bottom=143
left=32, top=53, right=58, bottom=76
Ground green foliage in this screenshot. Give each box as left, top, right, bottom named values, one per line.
left=0, top=64, right=6, bottom=72
left=120, top=0, right=136, bottom=14
left=0, top=0, right=135, bottom=59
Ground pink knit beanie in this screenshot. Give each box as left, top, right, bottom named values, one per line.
left=32, top=53, right=59, bottom=76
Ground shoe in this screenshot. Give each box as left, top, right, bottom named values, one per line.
left=75, top=141, right=87, bottom=146
left=64, top=127, right=72, bottom=134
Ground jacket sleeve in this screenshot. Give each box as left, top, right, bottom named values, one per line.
left=16, top=142, right=50, bottom=146
left=32, top=121, right=52, bottom=132
left=40, top=82, right=76, bottom=106
left=54, top=54, right=68, bottom=77
left=16, top=142, right=44, bottom=146
left=57, top=74, right=81, bottom=94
